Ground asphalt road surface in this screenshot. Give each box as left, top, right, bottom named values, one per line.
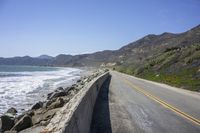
left=90, top=71, right=200, bottom=133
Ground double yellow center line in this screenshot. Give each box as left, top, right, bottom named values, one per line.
left=123, top=78, right=200, bottom=126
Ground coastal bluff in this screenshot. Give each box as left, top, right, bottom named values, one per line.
left=0, top=69, right=109, bottom=133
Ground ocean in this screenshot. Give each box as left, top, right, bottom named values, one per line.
left=0, top=65, right=82, bottom=115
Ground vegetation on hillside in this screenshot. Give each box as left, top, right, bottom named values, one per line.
left=115, top=43, right=200, bottom=91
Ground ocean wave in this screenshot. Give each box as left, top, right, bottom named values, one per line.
left=0, top=73, right=31, bottom=77
left=0, top=67, right=82, bottom=115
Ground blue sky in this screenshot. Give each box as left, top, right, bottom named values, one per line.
left=0, top=0, right=200, bottom=57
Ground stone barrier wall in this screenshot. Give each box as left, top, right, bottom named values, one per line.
left=44, top=72, right=109, bottom=133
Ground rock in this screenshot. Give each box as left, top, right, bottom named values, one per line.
left=86, top=77, right=92, bottom=82
left=77, top=79, right=81, bottom=83
left=27, top=111, right=35, bottom=117
left=45, top=99, right=56, bottom=108
left=49, top=91, right=67, bottom=100
left=46, top=96, right=68, bottom=109
left=67, top=90, right=76, bottom=96
left=14, top=114, right=24, bottom=124
left=32, top=108, right=59, bottom=125
left=48, top=98, right=65, bottom=109
left=0, top=115, right=15, bottom=131
left=104, top=69, right=109, bottom=72
left=15, top=111, right=34, bottom=123
left=54, top=87, right=64, bottom=92
left=62, top=97, right=70, bottom=103
left=47, top=92, right=53, bottom=99
left=71, top=84, right=76, bottom=87
left=6, top=108, right=17, bottom=115
left=57, top=87, right=64, bottom=91
left=64, top=87, right=70, bottom=92
left=31, top=101, right=43, bottom=110
left=56, top=98, right=65, bottom=108
left=40, top=120, right=50, bottom=126
left=76, top=85, right=83, bottom=90
left=66, top=86, right=75, bottom=93
left=54, top=90, right=59, bottom=93
left=83, top=78, right=88, bottom=82
left=13, top=115, right=32, bottom=132
left=4, top=113, right=15, bottom=118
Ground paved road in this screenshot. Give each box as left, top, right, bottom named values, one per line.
left=90, top=71, right=200, bottom=133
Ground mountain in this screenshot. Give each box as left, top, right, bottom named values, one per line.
left=0, top=24, right=199, bottom=91
left=114, top=24, right=200, bottom=91
left=116, top=25, right=200, bottom=66
left=0, top=25, right=199, bottom=67
left=0, top=56, right=52, bottom=66
left=37, top=55, right=54, bottom=60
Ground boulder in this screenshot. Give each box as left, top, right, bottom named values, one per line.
left=0, top=115, right=15, bottom=131
left=56, top=87, right=64, bottom=91
left=71, top=84, right=77, bottom=88
left=54, top=87, right=64, bottom=92
left=13, top=115, right=32, bottom=132
left=77, top=79, right=81, bottom=83
left=40, top=120, right=50, bottom=126
left=49, top=91, right=67, bottom=100
left=4, top=113, right=15, bottom=118
left=47, top=92, right=53, bottom=99
left=64, top=87, right=70, bottom=91
left=62, top=97, right=70, bottom=103
left=32, top=108, right=59, bottom=125
left=67, top=89, right=76, bottom=96
left=6, top=108, right=17, bottom=116
left=66, top=86, right=75, bottom=93
left=76, top=85, right=83, bottom=90
left=31, top=101, right=43, bottom=110
left=45, top=98, right=56, bottom=108
left=48, top=98, right=65, bottom=109
left=104, top=69, right=109, bottom=72
left=27, top=111, right=35, bottom=117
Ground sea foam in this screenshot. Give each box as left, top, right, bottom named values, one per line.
left=0, top=67, right=82, bottom=115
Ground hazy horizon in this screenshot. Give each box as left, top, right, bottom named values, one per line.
left=0, top=23, right=199, bottom=58
left=0, top=0, right=200, bottom=57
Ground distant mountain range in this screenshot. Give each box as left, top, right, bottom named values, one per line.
left=37, top=55, right=54, bottom=60
left=0, top=24, right=200, bottom=91
left=1, top=24, right=200, bottom=68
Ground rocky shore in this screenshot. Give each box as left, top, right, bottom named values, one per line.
left=0, top=69, right=108, bottom=133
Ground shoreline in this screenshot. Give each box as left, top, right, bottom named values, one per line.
left=0, top=68, right=108, bottom=133
left=0, top=66, right=83, bottom=116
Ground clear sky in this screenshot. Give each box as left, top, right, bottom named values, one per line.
left=0, top=0, right=200, bottom=57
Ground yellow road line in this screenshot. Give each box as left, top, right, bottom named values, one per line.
left=123, top=78, right=200, bottom=126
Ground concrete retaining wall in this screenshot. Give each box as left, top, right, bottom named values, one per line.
left=44, top=72, right=109, bottom=133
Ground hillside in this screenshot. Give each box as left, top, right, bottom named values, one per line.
left=123, top=43, right=200, bottom=91
left=0, top=24, right=200, bottom=91
left=115, top=25, right=200, bottom=91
